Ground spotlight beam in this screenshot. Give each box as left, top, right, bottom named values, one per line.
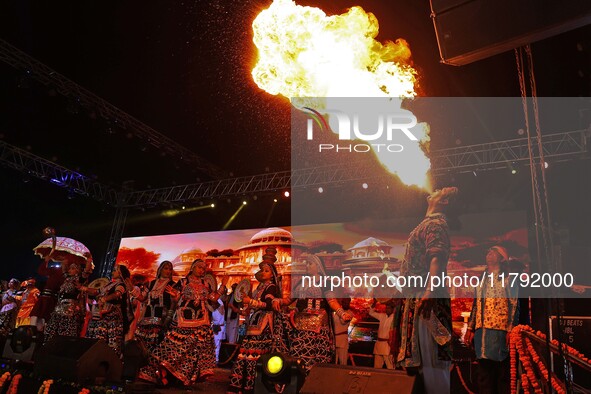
left=264, top=199, right=277, bottom=227
left=121, top=205, right=214, bottom=225
left=222, top=203, right=246, bottom=230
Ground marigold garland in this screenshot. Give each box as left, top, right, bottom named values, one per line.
left=37, top=379, right=53, bottom=394
left=525, top=337, right=566, bottom=394
left=0, top=372, right=11, bottom=390
left=510, top=334, right=518, bottom=394
left=510, top=325, right=590, bottom=394
left=7, top=374, right=22, bottom=394
left=513, top=328, right=542, bottom=394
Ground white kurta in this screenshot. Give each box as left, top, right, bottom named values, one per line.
left=369, top=308, right=393, bottom=355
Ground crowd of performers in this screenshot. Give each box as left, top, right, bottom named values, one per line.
left=0, top=186, right=526, bottom=393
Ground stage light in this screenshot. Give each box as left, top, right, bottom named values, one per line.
left=2, top=326, right=40, bottom=362
left=284, top=191, right=290, bottom=198
left=265, top=196, right=278, bottom=227
left=544, top=161, right=549, bottom=169
left=162, top=209, right=179, bottom=217
left=9, top=326, right=35, bottom=354
left=267, top=355, right=283, bottom=375
left=243, top=201, right=247, bottom=205
left=181, top=206, right=186, bottom=210
left=362, top=183, right=368, bottom=189
left=318, top=187, right=324, bottom=193
left=254, top=352, right=305, bottom=394
left=211, top=203, right=215, bottom=208
left=511, top=169, right=517, bottom=175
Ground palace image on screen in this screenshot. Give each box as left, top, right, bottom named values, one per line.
left=117, top=211, right=529, bottom=339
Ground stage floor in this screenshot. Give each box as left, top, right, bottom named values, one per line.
left=153, top=368, right=230, bottom=393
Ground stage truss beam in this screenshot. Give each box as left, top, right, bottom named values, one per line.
left=0, top=38, right=226, bottom=179
left=120, top=129, right=590, bottom=208
left=100, top=207, right=128, bottom=277
left=0, top=140, right=119, bottom=205
left=430, top=129, right=589, bottom=175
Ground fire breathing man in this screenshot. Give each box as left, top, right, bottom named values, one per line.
left=397, top=187, right=458, bottom=393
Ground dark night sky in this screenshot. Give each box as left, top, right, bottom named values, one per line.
left=0, top=0, right=589, bottom=280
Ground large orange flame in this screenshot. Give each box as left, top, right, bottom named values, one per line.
left=252, top=0, right=431, bottom=189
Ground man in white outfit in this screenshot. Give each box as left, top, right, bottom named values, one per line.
left=212, top=298, right=225, bottom=363
left=333, top=298, right=352, bottom=365
left=369, top=299, right=395, bottom=369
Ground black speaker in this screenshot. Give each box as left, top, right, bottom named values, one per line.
left=430, top=0, right=591, bottom=65
left=122, top=340, right=149, bottom=380
left=299, top=364, right=417, bottom=394
left=34, top=337, right=122, bottom=384
left=2, top=326, right=40, bottom=362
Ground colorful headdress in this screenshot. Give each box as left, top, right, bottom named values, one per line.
left=156, top=260, right=173, bottom=279
left=489, top=245, right=509, bottom=262
left=187, top=258, right=207, bottom=277
left=301, top=254, right=326, bottom=277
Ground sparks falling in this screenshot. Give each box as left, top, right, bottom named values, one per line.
left=252, top=0, right=431, bottom=189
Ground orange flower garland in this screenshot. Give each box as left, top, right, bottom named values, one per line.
left=521, top=372, right=531, bottom=394
left=511, top=326, right=542, bottom=394
left=525, top=337, right=566, bottom=394
left=7, top=374, right=22, bottom=394
left=510, top=325, right=590, bottom=394
left=79, top=389, right=91, bottom=394
left=0, top=372, right=11, bottom=390
left=37, top=379, right=53, bottom=394
left=510, top=334, right=518, bottom=394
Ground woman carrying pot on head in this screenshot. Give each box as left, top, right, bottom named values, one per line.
left=228, top=249, right=285, bottom=394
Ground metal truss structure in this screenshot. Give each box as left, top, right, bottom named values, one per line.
left=2, top=128, right=587, bottom=208
left=120, top=129, right=590, bottom=208
left=0, top=140, right=119, bottom=205
left=118, top=160, right=380, bottom=208
left=0, top=39, right=226, bottom=179
left=430, top=129, right=589, bottom=175
left=1, top=121, right=588, bottom=272
left=100, top=207, right=128, bottom=277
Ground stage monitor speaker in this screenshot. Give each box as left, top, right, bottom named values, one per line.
left=430, top=0, right=591, bottom=65
left=2, top=326, right=40, bottom=362
left=299, top=364, right=417, bottom=394
left=34, top=337, right=122, bottom=384
left=122, top=340, right=149, bottom=380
